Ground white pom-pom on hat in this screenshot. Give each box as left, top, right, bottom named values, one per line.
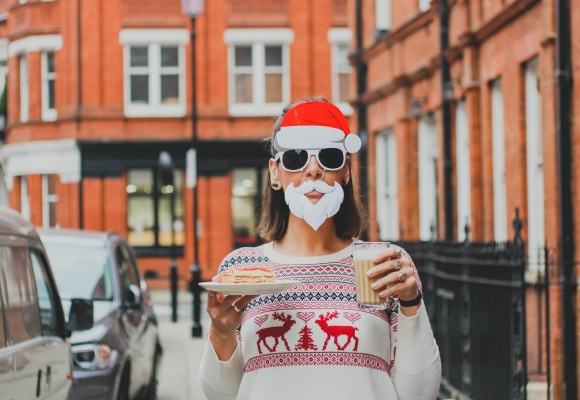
left=344, top=133, right=361, bottom=153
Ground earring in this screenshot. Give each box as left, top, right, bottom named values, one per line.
left=272, top=183, right=279, bottom=188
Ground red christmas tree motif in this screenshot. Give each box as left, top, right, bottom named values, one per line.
left=256, top=312, right=296, bottom=354
left=294, top=312, right=317, bottom=351
left=254, top=315, right=269, bottom=327
left=315, top=311, right=359, bottom=351
left=295, top=325, right=318, bottom=351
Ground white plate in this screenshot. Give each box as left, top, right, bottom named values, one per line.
left=199, top=280, right=301, bottom=295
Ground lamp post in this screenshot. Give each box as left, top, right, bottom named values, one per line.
left=158, top=151, right=177, bottom=323
left=181, top=0, right=205, bottom=338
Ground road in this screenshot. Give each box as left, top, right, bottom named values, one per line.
left=151, top=290, right=210, bottom=400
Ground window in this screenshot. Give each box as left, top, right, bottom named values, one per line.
left=116, top=245, right=140, bottom=299
left=375, top=129, right=398, bottom=240
left=232, top=168, right=260, bottom=248
left=127, top=168, right=184, bottom=251
left=491, top=78, right=507, bottom=241
left=21, top=176, right=31, bottom=221
left=0, top=246, right=41, bottom=344
left=328, top=28, right=353, bottom=115
left=42, top=174, right=58, bottom=228
left=30, top=251, right=58, bottom=336
left=419, top=0, right=431, bottom=12
left=41, top=51, right=57, bottom=121
left=375, top=0, right=392, bottom=31
left=19, top=55, right=28, bottom=123
left=418, top=114, right=438, bottom=241
left=525, top=58, right=544, bottom=271
left=224, top=29, right=293, bottom=116
left=123, top=44, right=185, bottom=117
left=456, top=100, right=471, bottom=241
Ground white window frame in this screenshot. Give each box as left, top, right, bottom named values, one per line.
left=456, top=99, right=471, bottom=241
left=21, top=176, right=30, bottom=221
left=328, top=28, right=353, bottom=116
left=525, top=58, right=544, bottom=272
left=42, top=174, right=58, bottom=228
left=20, top=55, right=28, bottom=123
left=376, top=128, right=398, bottom=240
left=120, top=29, right=188, bottom=118
left=491, top=78, right=507, bottom=241
left=418, top=114, right=438, bottom=241
left=419, top=0, right=431, bottom=12
left=224, top=29, right=293, bottom=117
left=41, top=51, right=57, bottom=122
left=375, top=0, right=392, bottom=31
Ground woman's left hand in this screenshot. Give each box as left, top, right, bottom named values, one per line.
left=366, top=247, right=420, bottom=301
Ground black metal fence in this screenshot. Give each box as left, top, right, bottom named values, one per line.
left=394, top=239, right=527, bottom=399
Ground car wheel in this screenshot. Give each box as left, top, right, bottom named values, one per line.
left=142, top=343, right=162, bottom=400
left=117, top=366, right=131, bottom=400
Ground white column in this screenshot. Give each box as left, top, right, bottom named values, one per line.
left=456, top=100, right=471, bottom=241
left=418, top=115, right=438, bottom=241
left=491, top=79, right=507, bottom=241
left=525, top=58, right=544, bottom=271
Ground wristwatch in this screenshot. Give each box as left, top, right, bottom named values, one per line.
left=399, top=291, right=422, bottom=307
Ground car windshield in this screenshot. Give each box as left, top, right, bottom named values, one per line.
left=44, top=243, right=114, bottom=301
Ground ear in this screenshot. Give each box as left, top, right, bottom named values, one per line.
left=342, top=155, right=351, bottom=186
left=269, top=158, right=281, bottom=188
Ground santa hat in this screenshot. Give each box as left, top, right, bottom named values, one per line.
left=273, top=101, right=362, bottom=153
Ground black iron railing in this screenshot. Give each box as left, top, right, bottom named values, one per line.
left=394, top=238, right=527, bottom=400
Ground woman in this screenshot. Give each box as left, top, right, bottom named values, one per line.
left=200, top=99, right=441, bottom=399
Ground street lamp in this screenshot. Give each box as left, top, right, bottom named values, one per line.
left=181, top=0, right=205, bottom=338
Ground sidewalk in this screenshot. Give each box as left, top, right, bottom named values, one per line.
left=150, top=290, right=210, bottom=400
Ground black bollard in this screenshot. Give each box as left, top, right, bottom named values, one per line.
left=191, top=263, right=202, bottom=337
left=170, top=259, right=178, bottom=323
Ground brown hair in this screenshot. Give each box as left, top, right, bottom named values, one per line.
left=257, top=97, right=367, bottom=241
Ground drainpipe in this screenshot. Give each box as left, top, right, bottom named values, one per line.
left=439, top=0, right=453, bottom=241
left=77, top=0, right=83, bottom=229
left=355, top=0, right=369, bottom=240
left=555, top=0, right=576, bottom=397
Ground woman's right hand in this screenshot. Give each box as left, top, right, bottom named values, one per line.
left=206, top=273, right=257, bottom=360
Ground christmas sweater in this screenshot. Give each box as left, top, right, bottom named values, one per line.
left=200, top=241, right=441, bottom=400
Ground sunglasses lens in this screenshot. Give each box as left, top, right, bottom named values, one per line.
left=282, top=150, right=309, bottom=170
left=318, top=148, right=345, bottom=169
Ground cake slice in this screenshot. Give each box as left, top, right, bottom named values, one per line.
left=222, top=267, right=276, bottom=283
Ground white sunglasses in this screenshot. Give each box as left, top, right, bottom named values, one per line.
left=274, top=148, right=347, bottom=172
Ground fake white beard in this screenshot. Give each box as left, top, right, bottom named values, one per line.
left=284, top=180, right=344, bottom=231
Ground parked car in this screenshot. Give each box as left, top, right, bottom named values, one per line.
left=0, top=206, right=93, bottom=400
left=38, top=228, right=161, bottom=400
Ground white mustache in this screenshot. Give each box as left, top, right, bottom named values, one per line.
left=289, top=180, right=337, bottom=195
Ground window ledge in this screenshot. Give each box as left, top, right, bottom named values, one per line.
left=42, top=109, right=57, bottom=122
left=124, top=104, right=186, bottom=118
left=336, top=102, right=354, bottom=116
left=228, top=103, right=286, bottom=117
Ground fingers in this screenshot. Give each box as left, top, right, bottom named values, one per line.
left=369, top=266, right=416, bottom=297
left=367, top=257, right=410, bottom=278
left=233, top=295, right=259, bottom=311
left=372, top=248, right=398, bottom=264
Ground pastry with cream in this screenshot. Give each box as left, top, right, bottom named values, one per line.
left=222, top=267, right=276, bottom=283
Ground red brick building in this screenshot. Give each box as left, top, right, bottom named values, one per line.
left=350, top=0, right=579, bottom=397
left=1, top=0, right=352, bottom=286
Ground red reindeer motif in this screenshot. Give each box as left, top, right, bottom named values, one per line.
left=315, top=311, right=359, bottom=351
left=256, top=312, right=296, bottom=354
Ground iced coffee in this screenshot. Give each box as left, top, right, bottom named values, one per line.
left=353, top=242, right=390, bottom=310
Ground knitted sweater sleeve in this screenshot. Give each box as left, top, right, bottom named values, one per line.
left=198, top=250, right=246, bottom=400
left=390, top=248, right=441, bottom=399
left=199, top=340, right=244, bottom=400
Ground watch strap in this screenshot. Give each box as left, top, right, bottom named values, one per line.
left=399, top=291, right=422, bottom=307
